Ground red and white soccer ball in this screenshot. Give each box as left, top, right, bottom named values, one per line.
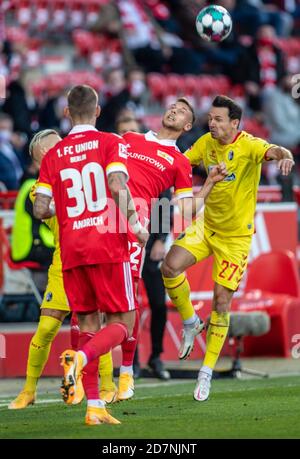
left=196, top=5, right=232, bottom=42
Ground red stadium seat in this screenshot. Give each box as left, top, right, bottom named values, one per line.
left=0, top=219, right=3, bottom=294
left=0, top=225, right=43, bottom=304
left=165, top=74, right=185, bottom=96
left=245, top=250, right=300, bottom=297
left=184, top=75, right=199, bottom=96
left=147, top=73, right=167, bottom=102
left=0, top=191, right=18, bottom=210
left=232, top=251, right=300, bottom=357
left=243, top=118, right=269, bottom=139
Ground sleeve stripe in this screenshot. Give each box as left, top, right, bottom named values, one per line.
left=106, top=162, right=129, bottom=179
left=176, top=192, right=194, bottom=200
left=36, top=185, right=53, bottom=198
left=175, top=187, right=193, bottom=195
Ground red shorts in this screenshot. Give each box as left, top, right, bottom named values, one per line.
left=128, top=232, right=145, bottom=280
left=63, top=262, right=137, bottom=314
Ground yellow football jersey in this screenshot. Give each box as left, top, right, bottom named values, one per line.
left=30, top=183, right=62, bottom=276
left=185, top=130, right=275, bottom=236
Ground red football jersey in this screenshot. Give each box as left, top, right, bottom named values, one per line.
left=37, top=125, right=129, bottom=270
left=124, top=131, right=193, bottom=279
left=124, top=130, right=193, bottom=221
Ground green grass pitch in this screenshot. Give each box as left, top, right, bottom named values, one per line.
left=0, top=376, right=300, bottom=439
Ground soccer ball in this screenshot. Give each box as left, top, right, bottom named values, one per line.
left=196, top=5, right=232, bottom=42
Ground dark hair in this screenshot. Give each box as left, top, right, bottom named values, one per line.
left=212, top=95, right=242, bottom=122
left=177, top=97, right=196, bottom=124
left=67, top=85, right=98, bottom=119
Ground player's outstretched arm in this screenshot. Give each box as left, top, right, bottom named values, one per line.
left=108, top=171, right=149, bottom=247
left=178, top=162, right=228, bottom=218
left=33, top=193, right=55, bottom=219
left=265, top=146, right=295, bottom=176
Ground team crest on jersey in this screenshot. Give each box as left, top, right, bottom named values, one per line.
left=223, top=173, right=236, bottom=182
left=157, top=150, right=174, bottom=165
left=228, top=150, right=234, bottom=160
left=210, top=150, right=217, bottom=160
left=118, top=143, right=128, bottom=159
left=46, top=292, right=53, bottom=302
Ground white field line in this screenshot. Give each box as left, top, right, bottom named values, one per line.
left=1, top=377, right=300, bottom=409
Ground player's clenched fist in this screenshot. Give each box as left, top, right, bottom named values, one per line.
left=132, top=221, right=149, bottom=247
left=208, top=162, right=228, bottom=183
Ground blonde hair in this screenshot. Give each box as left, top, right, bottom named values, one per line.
left=29, top=129, right=59, bottom=158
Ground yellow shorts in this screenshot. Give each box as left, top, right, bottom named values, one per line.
left=173, top=219, right=252, bottom=291
left=41, top=266, right=70, bottom=312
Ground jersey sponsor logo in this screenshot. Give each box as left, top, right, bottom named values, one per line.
left=127, top=151, right=166, bottom=171
left=157, top=150, right=174, bottom=165
left=223, top=173, right=236, bottom=182
left=228, top=150, right=234, bottom=160
left=118, top=143, right=128, bottom=159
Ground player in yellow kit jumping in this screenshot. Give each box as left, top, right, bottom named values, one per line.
left=161, top=95, right=295, bottom=402
left=9, top=130, right=115, bottom=409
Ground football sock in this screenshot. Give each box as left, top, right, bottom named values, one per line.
left=163, top=273, right=195, bottom=321
left=79, top=332, right=99, bottom=400
left=203, top=311, right=230, bottom=370
left=99, top=351, right=116, bottom=391
left=87, top=399, right=105, bottom=408
left=80, top=323, right=128, bottom=363
left=120, top=365, right=133, bottom=376
left=25, top=315, right=62, bottom=392
left=70, top=313, right=80, bottom=350
left=121, top=309, right=139, bottom=367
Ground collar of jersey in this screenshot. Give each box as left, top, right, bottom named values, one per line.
left=69, top=124, right=98, bottom=134
left=145, top=130, right=178, bottom=148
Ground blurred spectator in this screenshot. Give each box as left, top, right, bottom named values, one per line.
left=97, top=67, right=148, bottom=132
left=11, top=140, right=54, bottom=269
left=96, top=67, right=130, bottom=132
left=233, top=0, right=293, bottom=37
left=233, top=24, right=286, bottom=111
left=92, top=0, right=203, bottom=74
left=142, top=189, right=172, bottom=380
left=0, top=112, right=23, bottom=190
left=263, top=74, right=300, bottom=148
left=116, top=113, right=142, bottom=134
left=3, top=71, right=38, bottom=137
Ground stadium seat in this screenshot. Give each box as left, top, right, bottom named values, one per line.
left=232, top=250, right=300, bottom=357
left=0, top=191, right=18, bottom=210
left=0, top=219, right=3, bottom=295
left=147, top=73, right=167, bottom=102
left=245, top=250, right=300, bottom=297
left=165, top=74, right=185, bottom=97
left=0, top=224, right=43, bottom=305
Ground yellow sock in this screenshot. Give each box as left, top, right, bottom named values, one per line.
left=163, top=273, right=195, bottom=321
left=24, top=315, right=61, bottom=392
left=99, top=351, right=116, bottom=390
left=203, top=311, right=230, bottom=370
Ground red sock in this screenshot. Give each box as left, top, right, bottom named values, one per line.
left=122, top=310, right=139, bottom=366
left=78, top=332, right=99, bottom=400
left=70, top=313, right=80, bottom=351
left=81, top=322, right=128, bottom=363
